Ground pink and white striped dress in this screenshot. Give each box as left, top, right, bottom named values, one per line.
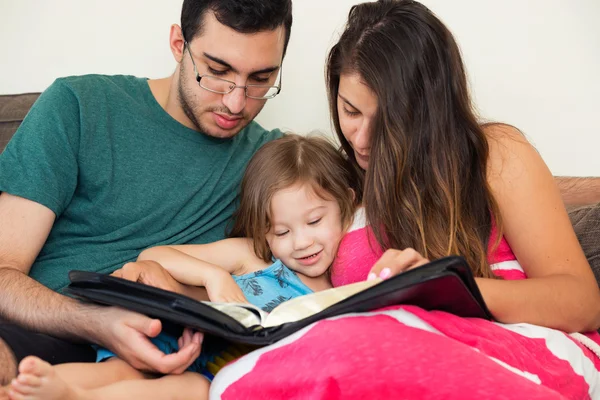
left=210, top=208, right=600, bottom=399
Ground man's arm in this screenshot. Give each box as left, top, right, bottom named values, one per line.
left=0, top=193, right=74, bottom=333
left=0, top=193, right=201, bottom=373
left=555, top=177, right=600, bottom=207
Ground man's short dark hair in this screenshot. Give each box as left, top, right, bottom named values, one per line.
left=181, top=0, right=293, bottom=57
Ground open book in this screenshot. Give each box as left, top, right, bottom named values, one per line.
left=66, top=256, right=492, bottom=345
left=207, top=278, right=381, bottom=329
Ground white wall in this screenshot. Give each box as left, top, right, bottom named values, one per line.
left=1, top=0, right=598, bottom=175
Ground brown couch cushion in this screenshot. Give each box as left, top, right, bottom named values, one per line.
left=0, top=93, right=41, bottom=153
left=568, top=203, right=600, bottom=284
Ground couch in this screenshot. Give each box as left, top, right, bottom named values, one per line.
left=0, top=93, right=40, bottom=152
left=1, top=92, right=599, bottom=285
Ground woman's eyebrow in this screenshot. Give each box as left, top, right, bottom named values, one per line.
left=338, top=93, right=358, bottom=109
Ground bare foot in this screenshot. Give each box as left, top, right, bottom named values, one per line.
left=7, top=356, right=88, bottom=400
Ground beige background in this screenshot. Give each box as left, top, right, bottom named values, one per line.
left=1, top=0, right=598, bottom=175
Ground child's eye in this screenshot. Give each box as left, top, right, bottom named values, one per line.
left=308, top=218, right=322, bottom=225
left=275, top=230, right=289, bottom=237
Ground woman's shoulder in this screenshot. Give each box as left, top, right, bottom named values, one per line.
left=482, top=122, right=531, bottom=162
left=482, top=123, right=544, bottom=192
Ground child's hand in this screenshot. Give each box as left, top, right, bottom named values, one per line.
left=174, top=328, right=204, bottom=374
left=367, top=248, right=430, bottom=281
left=205, top=271, right=249, bottom=304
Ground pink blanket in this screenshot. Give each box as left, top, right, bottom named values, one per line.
left=210, top=306, right=600, bottom=399
left=211, top=210, right=600, bottom=398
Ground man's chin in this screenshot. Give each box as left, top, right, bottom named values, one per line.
left=200, top=120, right=248, bottom=139
left=204, top=128, right=243, bottom=139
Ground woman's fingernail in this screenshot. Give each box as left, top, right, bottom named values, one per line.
left=367, top=273, right=377, bottom=281
left=379, top=268, right=392, bottom=279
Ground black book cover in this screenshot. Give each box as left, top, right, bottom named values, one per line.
left=66, top=256, right=492, bottom=345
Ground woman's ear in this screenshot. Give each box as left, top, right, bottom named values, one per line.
left=349, top=188, right=356, bottom=204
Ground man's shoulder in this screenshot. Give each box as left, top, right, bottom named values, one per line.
left=51, top=74, right=147, bottom=98
left=237, top=121, right=284, bottom=148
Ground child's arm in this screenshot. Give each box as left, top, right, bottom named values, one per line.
left=134, top=248, right=244, bottom=303
left=134, top=238, right=257, bottom=303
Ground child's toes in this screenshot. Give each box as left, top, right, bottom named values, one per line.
left=18, top=372, right=42, bottom=388
left=10, top=377, right=35, bottom=396
left=7, top=386, right=26, bottom=400
left=17, top=357, right=52, bottom=379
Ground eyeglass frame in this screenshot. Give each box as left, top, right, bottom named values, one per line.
left=184, top=41, right=282, bottom=100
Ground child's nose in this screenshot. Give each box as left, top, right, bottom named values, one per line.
left=293, top=233, right=314, bottom=250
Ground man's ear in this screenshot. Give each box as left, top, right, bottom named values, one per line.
left=169, top=24, right=186, bottom=63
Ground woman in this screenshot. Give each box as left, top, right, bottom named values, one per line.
left=326, top=0, right=599, bottom=333
left=212, top=1, right=600, bottom=398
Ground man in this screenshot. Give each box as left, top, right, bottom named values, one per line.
left=0, top=0, right=291, bottom=384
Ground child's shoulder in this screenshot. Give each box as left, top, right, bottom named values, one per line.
left=222, top=238, right=272, bottom=275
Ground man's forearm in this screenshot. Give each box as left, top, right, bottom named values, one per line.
left=0, top=267, right=99, bottom=342
left=555, top=176, right=600, bottom=207
left=179, top=284, right=210, bottom=302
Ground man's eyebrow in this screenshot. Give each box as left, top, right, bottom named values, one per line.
left=203, top=52, right=280, bottom=76
left=338, top=93, right=358, bottom=110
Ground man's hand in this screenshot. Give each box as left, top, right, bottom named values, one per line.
left=93, top=306, right=202, bottom=374
left=205, top=269, right=248, bottom=304
left=112, top=260, right=184, bottom=294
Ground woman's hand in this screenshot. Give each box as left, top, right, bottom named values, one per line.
left=205, top=270, right=249, bottom=304
left=368, top=248, right=430, bottom=280
left=112, top=260, right=185, bottom=294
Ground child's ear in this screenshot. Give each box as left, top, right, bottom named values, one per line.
left=349, top=188, right=356, bottom=203
left=342, top=188, right=357, bottom=232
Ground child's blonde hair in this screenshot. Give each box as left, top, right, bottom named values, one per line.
left=229, top=134, right=360, bottom=262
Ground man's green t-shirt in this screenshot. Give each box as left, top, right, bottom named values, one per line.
left=0, top=75, right=282, bottom=292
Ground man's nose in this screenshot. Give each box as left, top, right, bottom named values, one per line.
left=222, top=86, right=247, bottom=115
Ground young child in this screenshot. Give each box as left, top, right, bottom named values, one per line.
left=1, top=134, right=359, bottom=400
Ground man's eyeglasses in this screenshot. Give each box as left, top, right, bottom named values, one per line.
left=185, top=42, right=282, bottom=100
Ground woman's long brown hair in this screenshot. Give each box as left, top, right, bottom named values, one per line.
left=326, top=0, right=502, bottom=278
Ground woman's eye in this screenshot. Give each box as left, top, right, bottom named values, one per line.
left=308, top=218, right=322, bottom=225
left=275, top=231, right=289, bottom=237
left=209, top=68, right=228, bottom=76
left=343, top=108, right=360, bottom=117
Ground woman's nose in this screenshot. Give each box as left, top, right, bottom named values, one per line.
left=352, top=122, right=371, bottom=152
